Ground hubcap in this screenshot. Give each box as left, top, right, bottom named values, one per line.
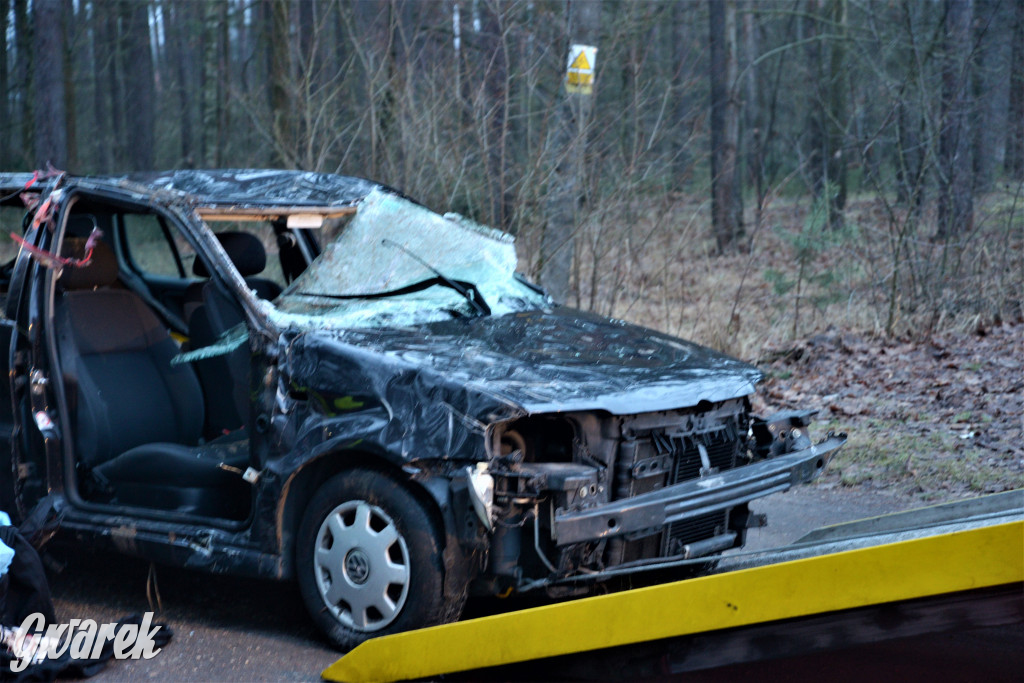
left=313, top=500, right=411, bottom=632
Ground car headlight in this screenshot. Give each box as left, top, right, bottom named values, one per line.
left=466, top=463, right=494, bottom=531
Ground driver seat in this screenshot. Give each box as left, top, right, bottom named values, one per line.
left=54, top=238, right=250, bottom=519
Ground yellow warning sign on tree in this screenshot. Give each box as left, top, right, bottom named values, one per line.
left=566, top=44, right=597, bottom=95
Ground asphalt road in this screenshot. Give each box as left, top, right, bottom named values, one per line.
left=45, top=544, right=338, bottom=682
left=37, top=485, right=1010, bottom=681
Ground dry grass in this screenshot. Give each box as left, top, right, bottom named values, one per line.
left=529, top=188, right=1024, bottom=362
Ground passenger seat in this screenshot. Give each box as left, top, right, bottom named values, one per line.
left=186, top=232, right=280, bottom=437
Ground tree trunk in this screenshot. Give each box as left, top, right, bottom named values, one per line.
left=824, top=0, right=847, bottom=229
left=297, top=0, right=316, bottom=164
left=1006, top=0, right=1024, bottom=180
left=670, top=1, right=692, bottom=191
left=937, top=0, right=974, bottom=239
left=15, top=0, right=35, bottom=168
left=540, top=0, right=601, bottom=303
left=201, top=1, right=227, bottom=167
left=122, top=0, right=154, bottom=171
left=298, top=0, right=316, bottom=74
left=895, top=100, right=925, bottom=212
left=802, top=2, right=824, bottom=198
left=218, top=3, right=230, bottom=165
left=0, top=0, right=9, bottom=170
left=108, top=8, right=127, bottom=168
left=333, top=0, right=349, bottom=89
left=168, top=1, right=196, bottom=167
left=62, top=0, right=77, bottom=171
left=267, top=0, right=291, bottom=166
left=970, top=0, right=998, bottom=193
left=479, top=3, right=512, bottom=230
left=350, top=0, right=389, bottom=178
left=89, top=4, right=112, bottom=172
left=32, top=0, right=67, bottom=169
left=741, top=2, right=763, bottom=231
left=709, top=0, right=743, bottom=252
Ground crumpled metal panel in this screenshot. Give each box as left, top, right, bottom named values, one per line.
left=279, top=331, right=507, bottom=465
left=283, top=307, right=763, bottom=420
left=0, top=173, right=40, bottom=206
left=270, top=189, right=547, bottom=329
left=121, top=169, right=381, bottom=209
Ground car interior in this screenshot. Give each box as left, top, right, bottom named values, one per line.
left=48, top=200, right=308, bottom=521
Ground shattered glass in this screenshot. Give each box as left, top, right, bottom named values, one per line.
left=171, top=324, right=248, bottom=366
left=269, top=189, right=547, bottom=329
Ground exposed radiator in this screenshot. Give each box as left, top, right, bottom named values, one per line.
left=609, top=408, right=745, bottom=565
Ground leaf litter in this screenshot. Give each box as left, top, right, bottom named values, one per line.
left=753, top=319, right=1024, bottom=501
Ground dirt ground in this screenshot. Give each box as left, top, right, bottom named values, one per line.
left=754, top=318, right=1024, bottom=503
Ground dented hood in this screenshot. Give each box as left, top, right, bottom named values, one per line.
left=290, top=308, right=762, bottom=416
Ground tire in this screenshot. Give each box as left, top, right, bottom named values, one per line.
left=296, top=469, right=460, bottom=651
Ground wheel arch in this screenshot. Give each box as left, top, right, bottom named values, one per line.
left=276, top=449, right=456, bottom=580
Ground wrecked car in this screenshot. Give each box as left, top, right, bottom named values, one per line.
left=0, top=170, right=845, bottom=649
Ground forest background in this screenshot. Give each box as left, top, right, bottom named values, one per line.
left=5, top=0, right=1022, bottom=346
left=3, top=0, right=1023, bottom=495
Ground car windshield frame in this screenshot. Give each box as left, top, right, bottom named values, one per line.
left=262, top=188, right=548, bottom=331
left=3, top=171, right=549, bottom=335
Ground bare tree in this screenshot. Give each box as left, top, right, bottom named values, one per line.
left=0, top=0, right=9, bottom=170
left=741, top=1, right=763, bottom=230
left=32, top=0, right=67, bottom=168
left=971, top=0, right=999, bottom=193
left=824, top=0, right=848, bottom=229
left=123, top=0, right=155, bottom=171
left=99, top=5, right=125, bottom=172
left=266, top=0, right=293, bottom=167
left=166, top=1, right=197, bottom=167
left=477, top=1, right=512, bottom=230
left=937, top=0, right=974, bottom=238
left=0, top=0, right=1020, bottom=342
left=709, top=0, right=743, bottom=252
left=671, top=1, right=695, bottom=191
left=1007, top=0, right=1024, bottom=180
left=200, top=1, right=229, bottom=167
left=540, top=0, right=600, bottom=303
left=13, top=0, right=34, bottom=168
left=61, top=0, right=78, bottom=171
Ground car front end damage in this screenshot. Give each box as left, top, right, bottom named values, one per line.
left=272, top=307, right=845, bottom=598
left=469, top=405, right=845, bottom=594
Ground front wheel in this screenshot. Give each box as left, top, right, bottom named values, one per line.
left=296, top=469, right=461, bottom=650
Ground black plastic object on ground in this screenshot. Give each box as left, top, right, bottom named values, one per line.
left=0, top=523, right=173, bottom=681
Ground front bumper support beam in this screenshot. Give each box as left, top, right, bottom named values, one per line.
left=552, top=433, right=847, bottom=546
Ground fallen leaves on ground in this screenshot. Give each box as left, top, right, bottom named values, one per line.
left=754, top=319, right=1024, bottom=501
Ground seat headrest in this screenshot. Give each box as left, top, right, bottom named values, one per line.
left=58, top=238, right=119, bottom=290
left=194, top=232, right=267, bottom=278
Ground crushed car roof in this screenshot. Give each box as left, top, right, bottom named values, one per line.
left=122, top=170, right=382, bottom=209
left=1, top=169, right=383, bottom=210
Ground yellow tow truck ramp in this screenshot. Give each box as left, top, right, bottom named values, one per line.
left=324, top=490, right=1024, bottom=682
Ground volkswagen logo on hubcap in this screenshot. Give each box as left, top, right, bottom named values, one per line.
left=345, top=549, right=371, bottom=584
